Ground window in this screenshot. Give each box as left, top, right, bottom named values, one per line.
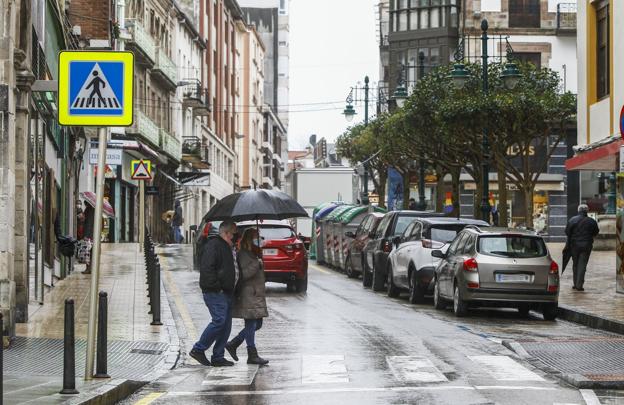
left=447, top=232, right=465, bottom=255
left=395, top=215, right=417, bottom=236
left=478, top=235, right=547, bottom=258
left=461, top=235, right=475, bottom=254
left=514, top=52, right=541, bottom=69
left=410, top=223, right=422, bottom=240
left=402, top=222, right=415, bottom=239
left=429, top=225, right=465, bottom=243
left=509, top=0, right=540, bottom=28
left=596, top=0, right=610, bottom=99
left=375, top=215, right=392, bottom=238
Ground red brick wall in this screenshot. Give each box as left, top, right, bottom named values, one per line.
left=68, top=0, right=111, bottom=40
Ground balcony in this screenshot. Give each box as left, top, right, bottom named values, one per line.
left=153, top=48, right=177, bottom=90
left=160, top=128, right=181, bottom=163
left=261, top=140, right=273, bottom=154
left=556, top=3, right=576, bottom=34
left=181, top=79, right=211, bottom=116
left=126, top=110, right=159, bottom=147
left=125, top=20, right=156, bottom=66
left=182, top=136, right=211, bottom=169
left=272, top=152, right=282, bottom=165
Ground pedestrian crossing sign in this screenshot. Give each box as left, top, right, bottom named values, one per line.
left=131, top=159, right=152, bottom=180
left=58, top=51, right=134, bottom=126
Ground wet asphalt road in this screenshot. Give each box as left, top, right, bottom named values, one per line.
left=121, top=245, right=622, bottom=405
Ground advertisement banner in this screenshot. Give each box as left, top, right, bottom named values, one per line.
left=387, top=168, right=404, bottom=211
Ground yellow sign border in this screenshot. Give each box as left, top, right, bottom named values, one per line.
left=131, top=159, right=152, bottom=180
left=58, top=51, right=134, bottom=126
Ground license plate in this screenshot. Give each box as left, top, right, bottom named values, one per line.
left=496, top=274, right=531, bottom=283
left=263, top=248, right=278, bottom=256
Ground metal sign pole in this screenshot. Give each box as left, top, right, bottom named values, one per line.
left=85, top=127, right=108, bottom=380
left=139, top=180, right=145, bottom=244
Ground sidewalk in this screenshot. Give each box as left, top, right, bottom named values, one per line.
left=6, top=243, right=179, bottom=404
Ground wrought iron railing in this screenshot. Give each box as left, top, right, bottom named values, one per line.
left=155, top=48, right=177, bottom=85
left=557, top=3, right=577, bottom=31
left=160, top=128, right=181, bottom=162
left=128, top=111, right=160, bottom=147
left=125, top=19, right=156, bottom=63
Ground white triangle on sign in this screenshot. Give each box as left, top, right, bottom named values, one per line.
left=71, top=63, right=121, bottom=110
left=133, top=162, right=151, bottom=179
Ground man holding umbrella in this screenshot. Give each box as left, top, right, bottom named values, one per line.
left=190, top=220, right=239, bottom=367
left=564, top=204, right=599, bottom=291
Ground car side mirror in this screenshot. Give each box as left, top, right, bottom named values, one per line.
left=431, top=250, right=446, bottom=259
left=392, top=236, right=402, bottom=247
left=345, top=231, right=356, bottom=238
left=190, top=225, right=198, bottom=232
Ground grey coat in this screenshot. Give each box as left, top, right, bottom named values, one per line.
left=232, top=249, right=269, bottom=319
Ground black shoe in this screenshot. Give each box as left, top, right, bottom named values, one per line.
left=189, top=349, right=211, bottom=366
left=247, top=347, right=269, bottom=365
left=212, top=358, right=235, bottom=367
left=225, top=336, right=244, bottom=362
left=82, top=270, right=91, bottom=275
left=578, top=287, right=585, bottom=291
left=572, top=286, right=577, bottom=290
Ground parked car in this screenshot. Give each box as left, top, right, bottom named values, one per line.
left=431, top=227, right=559, bottom=320
left=344, top=212, right=385, bottom=279
left=362, top=211, right=445, bottom=291
left=237, top=220, right=308, bottom=293
left=387, top=218, right=489, bottom=303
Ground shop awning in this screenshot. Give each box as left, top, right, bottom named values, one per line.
left=91, top=139, right=159, bottom=160
left=460, top=173, right=565, bottom=192
left=565, top=135, right=623, bottom=171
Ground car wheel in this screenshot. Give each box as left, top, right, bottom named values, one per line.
left=542, top=303, right=558, bottom=321
left=408, top=268, right=425, bottom=304
left=433, top=278, right=446, bottom=310
left=295, top=273, right=308, bottom=293
left=286, top=281, right=296, bottom=293
left=453, top=283, right=468, bottom=317
left=517, top=304, right=530, bottom=317
left=387, top=265, right=400, bottom=298
left=372, top=260, right=386, bottom=292
left=345, top=256, right=358, bottom=279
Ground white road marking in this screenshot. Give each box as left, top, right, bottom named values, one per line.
left=202, top=364, right=260, bottom=386
left=579, top=389, right=601, bottom=405
left=469, top=355, right=545, bottom=381
left=386, top=356, right=448, bottom=383
left=167, top=385, right=558, bottom=397
left=302, top=355, right=349, bottom=384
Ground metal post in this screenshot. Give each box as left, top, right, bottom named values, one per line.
left=362, top=76, right=370, bottom=205
left=150, top=260, right=162, bottom=326
left=417, top=52, right=427, bottom=211
left=85, top=127, right=108, bottom=380
left=607, top=172, right=617, bottom=214
left=0, top=313, right=3, bottom=403
left=139, top=181, right=145, bottom=245
left=480, top=20, right=491, bottom=224
left=95, top=291, right=109, bottom=378
left=60, top=299, right=78, bottom=394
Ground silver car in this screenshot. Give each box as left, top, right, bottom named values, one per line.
left=431, top=227, right=559, bottom=320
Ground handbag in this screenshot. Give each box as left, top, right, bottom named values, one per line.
left=57, top=235, right=77, bottom=258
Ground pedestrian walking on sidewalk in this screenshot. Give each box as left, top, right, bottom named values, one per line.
left=172, top=199, right=184, bottom=243
left=565, top=204, right=599, bottom=291
left=189, top=220, right=239, bottom=367
left=77, top=202, right=95, bottom=274
left=226, top=228, right=269, bottom=366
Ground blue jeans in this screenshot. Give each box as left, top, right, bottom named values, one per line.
left=235, top=318, right=263, bottom=348
left=193, top=292, right=232, bottom=361
left=173, top=226, right=182, bottom=243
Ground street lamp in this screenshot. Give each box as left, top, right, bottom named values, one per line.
left=343, top=103, right=357, bottom=122
left=450, top=19, right=521, bottom=223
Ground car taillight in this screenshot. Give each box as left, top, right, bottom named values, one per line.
left=549, top=260, right=559, bottom=274
left=285, top=243, right=304, bottom=252
left=382, top=240, right=392, bottom=253
left=548, top=260, right=559, bottom=292
left=202, top=221, right=212, bottom=237
left=463, top=258, right=478, bottom=272
left=467, top=282, right=480, bottom=288
left=422, top=239, right=444, bottom=249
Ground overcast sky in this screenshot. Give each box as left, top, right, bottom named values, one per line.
left=288, top=0, right=380, bottom=150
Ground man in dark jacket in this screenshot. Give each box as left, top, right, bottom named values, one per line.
left=189, top=220, right=239, bottom=367
left=565, top=204, right=599, bottom=291
left=172, top=200, right=183, bottom=243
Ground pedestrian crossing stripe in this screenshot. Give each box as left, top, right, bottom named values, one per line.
left=58, top=51, right=134, bottom=127
left=131, top=159, right=152, bottom=180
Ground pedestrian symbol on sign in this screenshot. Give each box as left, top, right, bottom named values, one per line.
left=70, top=62, right=123, bottom=113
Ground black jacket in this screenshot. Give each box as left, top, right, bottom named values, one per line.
left=199, top=235, right=237, bottom=295
left=566, top=213, right=599, bottom=249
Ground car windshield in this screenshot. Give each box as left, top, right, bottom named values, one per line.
left=395, top=216, right=417, bottom=235
left=478, top=235, right=547, bottom=258
left=258, top=226, right=295, bottom=240
left=430, top=225, right=465, bottom=243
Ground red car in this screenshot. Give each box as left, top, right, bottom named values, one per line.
left=237, top=221, right=308, bottom=293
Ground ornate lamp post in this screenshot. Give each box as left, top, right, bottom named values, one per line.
left=450, top=19, right=521, bottom=223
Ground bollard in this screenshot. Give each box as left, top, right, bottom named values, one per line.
left=94, top=292, right=110, bottom=378
left=1, top=312, right=3, bottom=405
left=150, top=261, right=162, bottom=326
left=60, top=299, right=78, bottom=394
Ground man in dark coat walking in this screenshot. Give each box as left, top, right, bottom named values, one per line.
left=189, top=220, right=239, bottom=367
left=172, top=200, right=183, bottom=243
left=565, top=204, right=599, bottom=291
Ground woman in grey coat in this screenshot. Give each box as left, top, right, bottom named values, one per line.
left=225, top=228, right=269, bottom=365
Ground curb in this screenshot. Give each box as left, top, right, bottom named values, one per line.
left=56, top=379, right=146, bottom=405
left=557, top=304, right=624, bottom=335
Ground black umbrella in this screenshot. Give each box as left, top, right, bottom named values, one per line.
left=561, top=242, right=571, bottom=274
left=203, top=189, right=308, bottom=222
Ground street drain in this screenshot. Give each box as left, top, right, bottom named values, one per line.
left=130, top=348, right=164, bottom=355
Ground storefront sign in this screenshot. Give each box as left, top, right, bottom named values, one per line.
left=620, top=145, right=624, bottom=172
left=89, top=148, right=122, bottom=165
left=145, top=186, right=159, bottom=195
